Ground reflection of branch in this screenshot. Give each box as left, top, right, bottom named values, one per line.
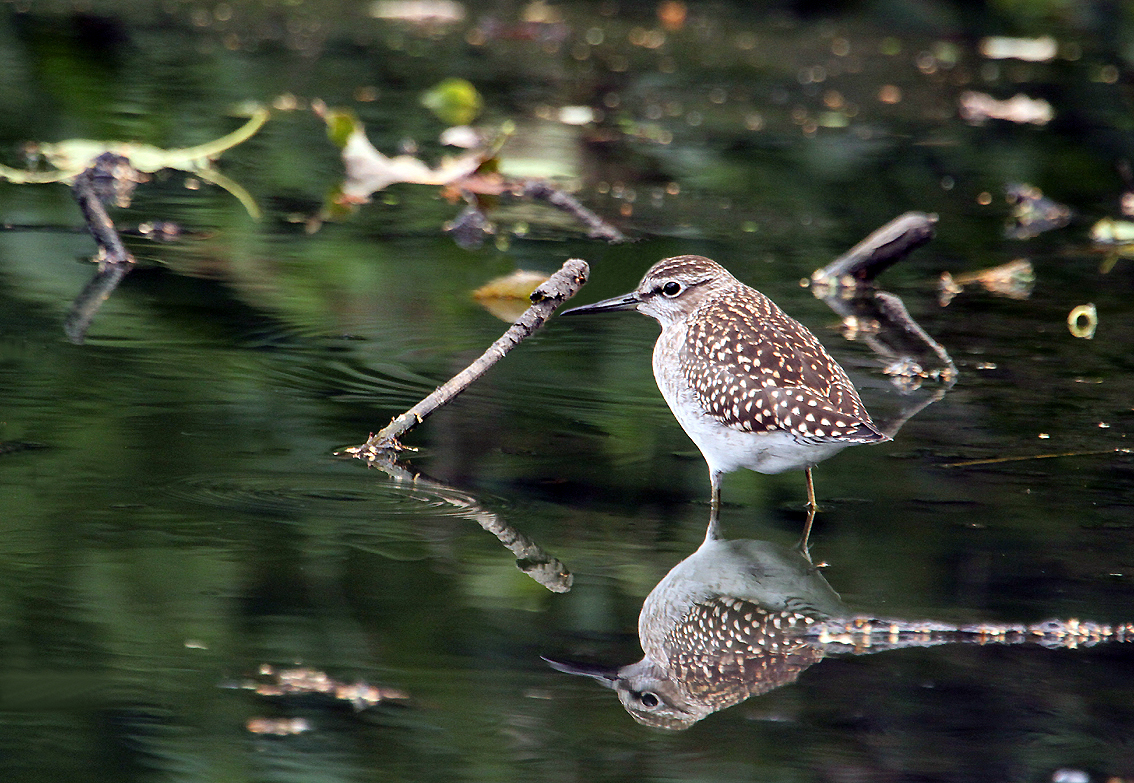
left=0, top=441, right=46, bottom=456
left=941, top=446, right=1132, bottom=468
left=809, top=615, right=1134, bottom=653
left=339, top=258, right=589, bottom=461
left=242, top=664, right=410, bottom=711
left=368, top=458, right=573, bottom=593
left=824, top=289, right=958, bottom=388
left=4, top=217, right=185, bottom=344
left=64, top=262, right=132, bottom=344
left=874, top=292, right=956, bottom=379
left=240, top=663, right=410, bottom=734
left=445, top=181, right=627, bottom=249
left=478, top=508, right=574, bottom=591
left=194, top=166, right=262, bottom=220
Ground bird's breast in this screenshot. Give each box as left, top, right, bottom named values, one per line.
left=651, top=325, right=851, bottom=475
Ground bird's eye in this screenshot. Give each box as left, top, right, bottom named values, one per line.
left=639, top=692, right=660, bottom=708
left=661, top=281, right=682, bottom=297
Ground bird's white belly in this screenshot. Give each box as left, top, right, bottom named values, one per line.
left=653, top=334, right=848, bottom=476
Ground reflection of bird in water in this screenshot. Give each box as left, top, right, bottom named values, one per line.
left=546, top=534, right=844, bottom=730
left=563, top=255, right=887, bottom=554
left=545, top=527, right=1134, bottom=730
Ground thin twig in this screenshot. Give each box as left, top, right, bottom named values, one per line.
left=941, top=447, right=1131, bottom=468
left=519, top=181, right=627, bottom=242
left=338, top=258, right=590, bottom=463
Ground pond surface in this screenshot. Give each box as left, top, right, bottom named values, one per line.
left=2, top=2, right=1134, bottom=781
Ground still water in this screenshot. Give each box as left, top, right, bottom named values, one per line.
left=2, top=2, right=1134, bottom=781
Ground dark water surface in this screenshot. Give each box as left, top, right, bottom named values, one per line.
left=3, top=2, right=1134, bottom=781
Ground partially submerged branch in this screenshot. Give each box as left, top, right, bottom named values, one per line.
left=807, top=212, right=955, bottom=393
left=337, top=261, right=588, bottom=592
left=811, top=211, right=937, bottom=289
left=803, top=212, right=955, bottom=442
left=64, top=153, right=141, bottom=344
left=4, top=110, right=269, bottom=342
left=72, top=153, right=139, bottom=267
left=517, top=180, right=626, bottom=242
left=339, top=258, right=590, bottom=462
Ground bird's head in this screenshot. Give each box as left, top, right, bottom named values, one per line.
left=561, top=255, right=738, bottom=328
left=542, top=656, right=709, bottom=730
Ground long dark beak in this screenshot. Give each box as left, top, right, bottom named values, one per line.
left=541, top=656, right=620, bottom=689
left=559, top=292, right=640, bottom=316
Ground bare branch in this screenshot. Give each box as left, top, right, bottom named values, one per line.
left=518, top=181, right=627, bottom=242
left=339, top=258, right=590, bottom=462
left=811, top=211, right=937, bottom=288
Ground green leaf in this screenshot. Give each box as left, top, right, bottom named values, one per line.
left=420, top=78, right=483, bottom=126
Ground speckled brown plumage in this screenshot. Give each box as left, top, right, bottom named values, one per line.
left=679, top=267, right=883, bottom=443
left=665, top=597, right=824, bottom=711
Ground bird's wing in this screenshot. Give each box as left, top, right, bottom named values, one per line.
left=667, top=599, right=824, bottom=708
left=681, top=290, right=885, bottom=441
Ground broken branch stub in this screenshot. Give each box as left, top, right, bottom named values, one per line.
left=72, top=152, right=139, bottom=267
left=811, top=211, right=937, bottom=289
left=340, top=258, right=590, bottom=464
left=519, top=181, right=626, bottom=243
left=64, top=153, right=142, bottom=344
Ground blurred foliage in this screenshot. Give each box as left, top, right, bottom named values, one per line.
left=420, top=77, right=483, bottom=127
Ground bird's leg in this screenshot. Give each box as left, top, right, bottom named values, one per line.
left=704, top=471, right=722, bottom=543
left=796, top=467, right=817, bottom=564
